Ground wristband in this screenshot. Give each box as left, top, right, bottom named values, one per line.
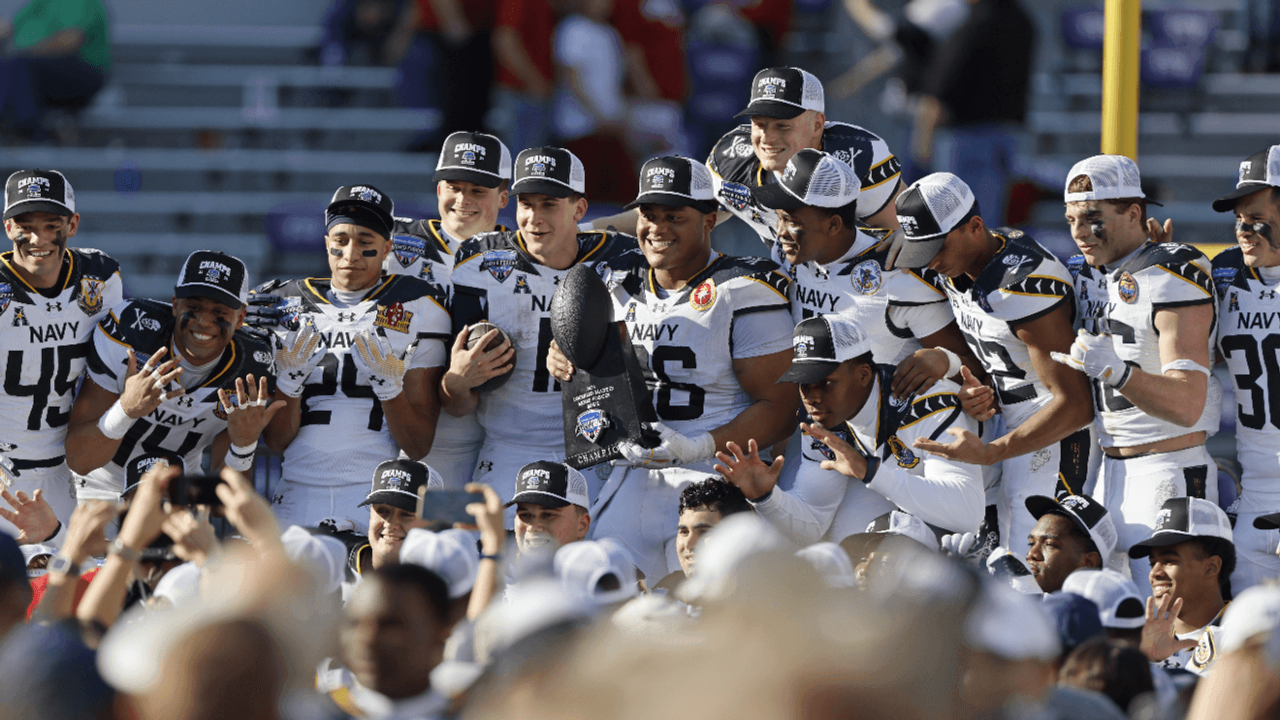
left=939, top=348, right=962, bottom=379
left=859, top=456, right=881, bottom=485
left=1161, top=359, right=1211, bottom=377
left=108, top=538, right=140, bottom=563
left=225, top=441, right=256, bottom=472
left=98, top=400, right=133, bottom=440
left=1111, top=361, right=1136, bottom=390
left=479, top=552, right=502, bottom=561
left=41, top=520, right=62, bottom=545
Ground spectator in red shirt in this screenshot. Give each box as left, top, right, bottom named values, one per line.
left=492, top=0, right=557, bottom=153
left=612, top=0, right=690, bottom=158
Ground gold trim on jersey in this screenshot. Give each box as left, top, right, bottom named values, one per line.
left=1155, top=264, right=1212, bottom=295
left=744, top=274, right=790, bottom=301
left=1003, top=274, right=1072, bottom=298
left=302, top=278, right=331, bottom=304
left=577, top=231, right=610, bottom=264
left=424, top=219, right=454, bottom=256
left=907, top=269, right=945, bottom=296
left=898, top=393, right=960, bottom=429
left=361, top=275, right=401, bottom=304
left=647, top=252, right=723, bottom=295
left=0, top=248, right=74, bottom=293
left=860, top=155, right=902, bottom=190
left=175, top=336, right=239, bottom=390
left=100, top=311, right=133, bottom=349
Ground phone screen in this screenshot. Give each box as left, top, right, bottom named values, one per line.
left=416, top=487, right=483, bottom=526
left=168, top=475, right=225, bottom=507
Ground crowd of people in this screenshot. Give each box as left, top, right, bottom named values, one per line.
left=1, top=62, right=1280, bottom=719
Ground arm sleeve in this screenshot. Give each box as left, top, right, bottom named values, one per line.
left=887, top=300, right=953, bottom=340
left=749, top=446, right=850, bottom=546
left=730, top=308, right=793, bottom=359
left=865, top=408, right=984, bottom=533
left=409, top=301, right=451, bottom=370
left=1145, top=255, right=1215, bottom=309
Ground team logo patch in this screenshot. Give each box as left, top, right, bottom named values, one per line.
left=392, top=235, right=426, bottom=268
left=811, top=438, right=835, bottom=461
left=973, top=288, right=993, bottom=313
left=793, top=335, right=815, bottom=358
left=513, top=275, right=531, bottom=294
left=575, top=409, right=611, bottom=444
left=1229, top=292, right=1239, bottom=313
left=725, top=136, right=753, bottom=159
left=1118, top=272, right=1139, bottom=303
left=374, top=302, right=413, bottom=333
left=0, top=282, right=12, bottom=317
left=758, top=76, right=786, bottom=98
left=887, top=435, right=919, bottom=469
left=1030, top=448, right=1052, bottom=472
left=689, top=279, right=716, bottom=311
left=624, top=303, right=636, bottom=323
left=419, top=263, right=436, bottom=284
left=781, top=162, right=798, bottom=183
left=199, top=260, right=231, bottom=284
left=718, top=181, right=752, bottom=211
left=480, top=249, right=519, bottom=283
left=11, top=306, right=27, bottom=327
left=253, top=350, right=273, bottom=366
left=1190, top=630, right=1216, bottom=672
left=851, top=260, right=882, bottom=295
left=1155, top=507, right=1173, bottom=531
left=78, top=277, right=106, bottom=315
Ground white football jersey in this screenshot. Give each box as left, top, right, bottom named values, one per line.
left=79, top=299, right=274, bottom=498
left=606, top=250, right=793, bottom=437
left=752, top=368, right=985, bottom=543
left=1069, top=242, right=1220, bottom=447
left=0, top=249, right=122, bottom=465
left=451, top=230, right=635, bottom=448
left=258, top=275, right=451, bottom=487
left=1214, top=247, right=1280, bottom=513
left=941, top=229, right=1074, bottom=428
left=707, top=121, right=902, bottom=242
left=778, top=230, right=953, bottom=365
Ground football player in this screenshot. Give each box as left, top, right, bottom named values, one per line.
left=714, top=316, right=985, bottom=545
left=382, top=131, right=514, bottom=488
left=257, top=186, right=451, bottom=531
left=584, top=67, right=903, bottom=238
left=1207, top=145, right=1280, bottom=593
left=65, top=251, right=276, bottom=500
left=448, top=147, right=633, bottom=517
left=1057, top=155, right=1220, bottom=592
left=889, top=173, right=1096, bottom=551
left=546, top=156, right=798, bottom=579
left=0, top=169, right=122, bottom=540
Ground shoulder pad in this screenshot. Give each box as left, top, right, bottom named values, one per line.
left=980, top=231, right=1065, bottom=291
left=455, top=231, right=515, bottom=267
left=103, top=299, right=173, bottom=353
left=707, top=125, right=757, bottom=181
left=69, top=248, right=120, bottom=278
left=577, top=230, right=636, bottom=264
left=1066, top=254, right=1088, bottom=279
left=1130, top=242, right=1213, bottom=294
left=902, top=390, right=962, bottom=430
left=820, top=122, right=900, bottom=188
left=250, top=278, right=289, bottom=295
left=1211, top=246, right=1252, bottom=295
left=232, top=327, right=277, bottom=374
left=715, top=255, right=791, bottom=298
left=370, top=274, right=445, bottom=306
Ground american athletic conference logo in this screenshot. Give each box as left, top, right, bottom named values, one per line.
left=576, top=409, right=611, bottom=444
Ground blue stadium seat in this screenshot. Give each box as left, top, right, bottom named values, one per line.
left=1141, top=44, right=1206, bottom=89
left=265, top=201, right=326, bottom=253
left=795, top=0, right=833, bottom=13
left=1060, top=6, right=1106, bottom=51
left=1148, top=7, right=1218, bottom=49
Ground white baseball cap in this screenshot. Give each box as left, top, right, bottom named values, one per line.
left=889, top=172, right=978, bottom=270
left=964, top=578, right=1061, bottom=661
left=1063, top=155, right=1154, bottom=203
left=1060, top=569, right=1146, bottom=630
left=795, top=542, right=857, bottom=588
left=400, top=528, right=479, bottom=599
left=280, top=525, right=348, bottom=597
left=1220, top=584, right=1280, bottom=654
left=865, top=511, right=940, bottom=553
left=553, top=540, right=639, bottom=605
left=152, top=562, right=203, bottom=608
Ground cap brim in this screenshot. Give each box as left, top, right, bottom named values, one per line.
left=624, top=192, right=719, bottom=214
left=891, top=234, right=946, bottom=270
left=3, top=199, right=73, bottom=220
left=753, top=182, right=806, bottom=211
left=433, top=167, right=505, bottom=189
left=734, top=100, right=806, bottom=120
left=174, top=285, right=243, bottom=310
left=359, top=491, right=418, bottom=514
left=1213, top=183, right=1274, bottom=213
left=1025, top=496, right=1095, bottom=541
left=512, top=179, right=578, bottom=199
left=777, top=360, right=840, bottom=385
left=505, top=491, right=571, bottom=509
left=1127, top=531, right=1196, bottom=558
left=1254, top=513, right=1280, bottom=530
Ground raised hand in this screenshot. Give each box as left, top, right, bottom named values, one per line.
left=219, top=373, right=287, bottom=446
left=0, top=488, right=60, bottom=544
left=120, top=346, right=185, bottom=418
left=713, top=439, right=783, bottom=501
left=161, top=508, right=219, bottom=567
left=1141, top=593, right=1198, bottom=661
left=272, top=323, right=324, bottom=398
left=215, top=466, right=281, bottom=551
left=802, top=422, right=871, bottom=480
left=352, top=329, right=416, bottom=402
left=913, top=427, right=998, bottom=466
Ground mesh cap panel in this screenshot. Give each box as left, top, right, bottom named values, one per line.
left=778, top=150, right=860, bottom=208
left=801, top=71, right=824, bottom=108
left=690, top=162, right=713, bottom=194
left=828, top=315, right=872, bottom=362
left=897, top=173, right=976, bottom=240
left=1064, top=155, right=1145, bottom=202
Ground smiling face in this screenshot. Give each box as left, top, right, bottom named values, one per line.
left=775, top=206, right=847, bottom=266
left=514, top=502, right=589, bottom=555
left=1148, top=541, right=1220, bottom=606
left=368, top=503, right=416, bottom=568
left=751, top=111, right=825, bottom=172
left=342, top=577, right=447, bottom=699
left=171, top=295, right=245, bottom=367
left=798, top=359, right=875, bottom=429
left=516, top=193, right=588, bottom=264
left=326, top=222, right=390, bottom=292
left=636, top=203, right=715, bottom=284
left=1025, top=513, right=1097, bottom=593
left=4, top=211, right=77, bottom=288
left=1232, top=188, right=1280, bottom=268
left=1064, top=199, right=1147, bottom=268
left=437, top=179, right=509, bottom=241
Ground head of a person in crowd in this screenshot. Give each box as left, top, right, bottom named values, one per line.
left=399, top=527, right=478, bottom=626
left=1061, top=569, right=1147, bottom=644
left=1041, top=592, right=1106, bottom=665
left=325, top=183, right=396, bottom=292
left=342, top=563, right=452, bottom=701
left=1058, top=637, right=1155, bottom=716
left=889, top=173, right=988, bottom=277
left=3, top=169, right=80, bottom=288
left=753, top=149, right=861, bottom=267
left=359, top=458, right=443, bottom=570
left=434, top=131, right=512, bottom=240
left=171, top=250, right=249, bottom=366
left=959, top=579, right=1061, bottom=717
left=1129, top=497, right=1235, bottom=615
left=1213, top=144, right=1280, bottom=268
left=0, top=621, right=115, bottom=720
left=507, top=461, right=591, bottom=557
left=511, top=147, right=588, bottom=259
left=119, top=453, right=188, bottom=589
left=0, top=532, right=29, bottom=640
left=1220, top=583, right=1280, bottom=658
left=736, top=67, right=827, bottom=173
left=778, top=315, right=876, bottom=429
left=676, top=476, right=751, bottom=577
left=1062, top=155, right=1156, bottom=268
left=626, top=156, right=720, bottom=282
left=1024, top=494, right=1117, bottom=594
left=554, top=539, right=640, bottom=609
left=840, top=511, right=939, bottom=589
left=279, top=525, right=348, bottom=614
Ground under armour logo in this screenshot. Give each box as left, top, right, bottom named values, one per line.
left=477, top=460, right=493, bottom=474
left=288, top=370, right=307, bottom=380
left=45, top=302, right=62, bottom=312
left=336, top=312, right=357, bottom=322
left=369, top=377, right=386, bottom=386
left=176, top=396, right=194, bottom=408
left=1262, top=290, right=1277, bottom=300
left=552, top=275, right=561, bottom=285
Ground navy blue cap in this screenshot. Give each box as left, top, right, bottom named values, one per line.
left=0, top=531, right=25, bottom=591
left=1042, top=591, right=1105, bottom=656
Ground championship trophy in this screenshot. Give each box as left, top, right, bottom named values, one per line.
left=550, top=264, right=657, bottom=469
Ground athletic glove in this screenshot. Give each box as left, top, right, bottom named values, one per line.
left=273, top=323, right=325, bottom=398
left=245, top=292, right=286, bottom=329
left=1050, top=329, right=1134, bottom=388
left=617, top=422, right=716, bottom=469
left=940, top=532, right=979, bottom=559
left=352, top=329, right=418, bottom=402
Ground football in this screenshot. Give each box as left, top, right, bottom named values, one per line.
left=550, top=264, right=612, bottom=368
left=465, top=322, right=516, bottom=393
